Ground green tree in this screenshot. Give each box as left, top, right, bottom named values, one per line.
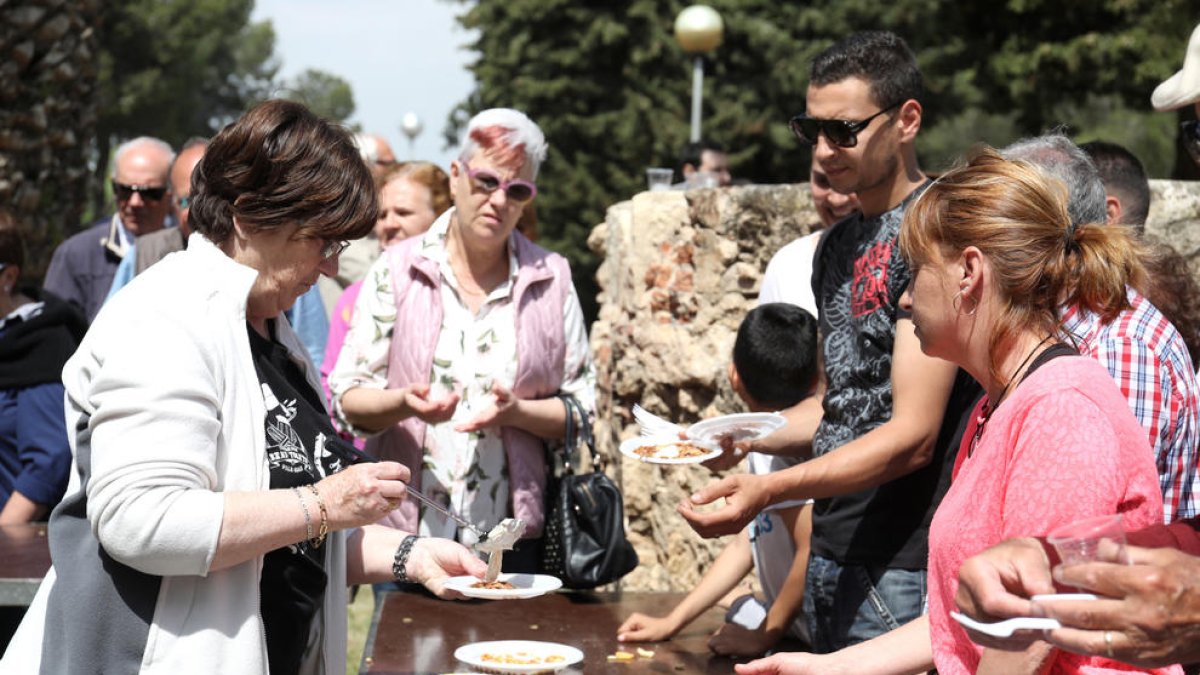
left=88, top=0, right=279, bottom=221
left=283, top=68, right=357, bottom=126
left=450, top=0, right=1193, bottom=321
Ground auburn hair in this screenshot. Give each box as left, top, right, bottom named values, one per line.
left=899, top=146, right=1146, bottom=383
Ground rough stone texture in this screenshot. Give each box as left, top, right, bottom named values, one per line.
left=0, top=0, right=101, bottom=278
left=592, top=181, right=1200, bottom=592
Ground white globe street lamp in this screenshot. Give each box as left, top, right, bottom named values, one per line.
left=400, top=112, right=423, bottom=159
left=674, top=5, right=724, bottom=143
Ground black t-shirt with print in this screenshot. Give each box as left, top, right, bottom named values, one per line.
left=248, top=322, right=346, bottom=675
left=810, top=183, right=981, bottom=570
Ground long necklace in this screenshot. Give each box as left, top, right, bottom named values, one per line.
left=968, top=334, right=1054, bottom=457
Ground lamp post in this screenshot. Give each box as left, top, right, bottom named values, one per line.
left=400, top=112, right=423, bottom=159
left=674, top=5, right=724, bottom=143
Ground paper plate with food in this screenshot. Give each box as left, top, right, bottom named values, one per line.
left=454, top=640, right=583, bottom=674
left=685, top=412, right=787, bottom=450
left=619, top=435, right=722, bottom=465
left=443, top=572, right=563, bottom=600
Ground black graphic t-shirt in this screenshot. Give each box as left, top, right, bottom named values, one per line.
left=248, top=322, right=345, bottom=675
left=810, top=182, right=981, bottom=569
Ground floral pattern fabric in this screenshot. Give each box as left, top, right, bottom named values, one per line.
left=329, top=217, right=595, bottom=543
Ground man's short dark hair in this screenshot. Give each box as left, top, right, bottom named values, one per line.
left=810, top=31, right=923, bottom=109
left=1080, top=140, right=1151, bottom=232
left=680, top=140, right=725, bottom=171
left=733, top=303, right=819, bottom=410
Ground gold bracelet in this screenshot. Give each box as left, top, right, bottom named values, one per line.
left=306, top=484, right=328, bottom=548
left=291, top=487, right=313, bottom=543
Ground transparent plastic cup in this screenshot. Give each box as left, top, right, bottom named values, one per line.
left=1047, top=514, right=1127, bottom=566
left=645, top=167, right=673, bottom=192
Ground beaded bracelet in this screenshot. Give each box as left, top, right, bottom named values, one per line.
left=392, top=535, right=419, bottom=583
left=306, top=484, right=329, bottom=548
left=291, top=487, right=313, bottom=543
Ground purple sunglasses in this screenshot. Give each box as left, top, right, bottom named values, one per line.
left=462, top=160, right=537, bottom=203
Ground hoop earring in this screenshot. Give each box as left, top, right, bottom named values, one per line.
left=952, top=289, right=978, bottom=316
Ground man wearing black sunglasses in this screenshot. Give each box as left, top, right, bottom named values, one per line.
left=681, top=31, right=979, bottom=654
left=44, top=136, right=175, bottom=322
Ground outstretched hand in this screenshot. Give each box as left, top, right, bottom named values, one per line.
left=1037, top=545, right=1200, bottom=668
left=677, top=473, right=772, bottom=538
left=403, top=383, right=459, bottom=425
left=954, top=536, right=1057, bottom=650
left=455, top=381, right=517, bottom=433
left=406, top=537, right=490, bottom=599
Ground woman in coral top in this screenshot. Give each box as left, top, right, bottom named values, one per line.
left=737, top=149, right=1176, bottom=675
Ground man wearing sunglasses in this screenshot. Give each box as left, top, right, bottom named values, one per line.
left=681, top=31, right=978, bottom=653
left=44, top=136, right=175, bottom=322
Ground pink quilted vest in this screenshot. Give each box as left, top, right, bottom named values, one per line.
left=367, top=219, right=570, bottom=537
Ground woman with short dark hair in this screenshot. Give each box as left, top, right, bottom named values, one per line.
left=1, top=100, right=486, bottom=674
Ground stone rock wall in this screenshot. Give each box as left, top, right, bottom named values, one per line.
left=0, top=0, right=101, bottom=277
left=590, top=181, right=1200, bottom=592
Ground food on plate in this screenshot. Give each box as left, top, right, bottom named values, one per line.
left=471, top=580, right=516, bottom=590
left=633, top=442, right=710, bottom=460
left=480, top=650, right=567, bottom=665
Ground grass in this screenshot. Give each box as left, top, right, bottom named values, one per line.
left=346, top=587, right=376, bottom=674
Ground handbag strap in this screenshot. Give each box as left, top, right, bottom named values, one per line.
left=556, top=393, right=601, bottom=474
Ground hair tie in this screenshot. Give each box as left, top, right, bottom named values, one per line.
left=1064, top=221, right=1081, bottom=254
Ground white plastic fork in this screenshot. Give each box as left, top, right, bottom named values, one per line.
left=949, top=611, right=1061, bottom=637
left=632, top=404, right=685, bottom=437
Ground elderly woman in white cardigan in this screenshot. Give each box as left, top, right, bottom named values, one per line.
left=0, top=100, right=485, bottom=675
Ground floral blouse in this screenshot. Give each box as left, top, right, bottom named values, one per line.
left=328, top=215, right=596, bottom=543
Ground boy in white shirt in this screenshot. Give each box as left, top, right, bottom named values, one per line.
left=617, top=303, right=818, bottom=656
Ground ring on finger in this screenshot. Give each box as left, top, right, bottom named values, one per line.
left=1104, top=630, right=1114, bottom=659
left=385, top=499, right=399, bottom=511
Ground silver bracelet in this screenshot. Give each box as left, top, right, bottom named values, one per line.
left=291, top=487, right=313, bottom=543
left=392, top=535, right=419, bottom=583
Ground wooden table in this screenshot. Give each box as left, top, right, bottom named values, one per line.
left=0, top=523, right=50, bottom=607
left=362, top=590, right=759, bottom=674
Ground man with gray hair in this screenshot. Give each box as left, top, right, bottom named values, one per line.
left=1004, top=134, right=1200, bottom=523
left=44, top=136, right=175, bottom=322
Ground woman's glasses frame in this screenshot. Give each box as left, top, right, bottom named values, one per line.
left=461, top=160, right=537, bottom=204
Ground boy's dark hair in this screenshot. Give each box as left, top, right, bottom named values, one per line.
left=0, top=210, right=25, bottom=270
left=810, top=31, right=923, bottom=110
left=679, top=140, right=725, bottom=171
left=733, top=303, right=819, bottom=410
left=1079, top=140, right=1151, bottom=232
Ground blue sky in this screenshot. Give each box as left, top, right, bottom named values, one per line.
left=252, top=0, right=478, bottom=169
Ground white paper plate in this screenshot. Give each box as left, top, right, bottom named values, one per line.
left=686, top=412, right=787, bottom=445
left=619, top=435, right=721, bottom=465
left=443, top=573, right=562, bottom=600
left=454, top=640, right=583, bottom=673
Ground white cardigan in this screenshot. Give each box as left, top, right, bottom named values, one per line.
left=1, top=234, right=349, bottom=675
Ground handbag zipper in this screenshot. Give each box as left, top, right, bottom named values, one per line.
left=578, top=481, right=597, bottom=510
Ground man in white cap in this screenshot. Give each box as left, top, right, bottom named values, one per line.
left=1152, top=22, right=1200, bottom=165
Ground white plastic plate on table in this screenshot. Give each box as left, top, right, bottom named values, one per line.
left=443, top=573, right=562, bottom=600
left=454, top=640, right=583, bottom=674
left=619, top=435, right=721, bottom=465
left=685, top=412, right=787, bottom=445
left=949, top=611, right=1061, bottom=637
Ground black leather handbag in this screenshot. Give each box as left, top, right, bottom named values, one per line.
left=541, top=395, right=639, bottom=589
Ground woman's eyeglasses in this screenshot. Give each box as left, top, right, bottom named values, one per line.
left=319, top=239, right=350, bottom=260
left=462, top=160, right=537, bottom=203
left=112, top=181, right=167, bottom=202
left=788, top=102, right=902, bottom=149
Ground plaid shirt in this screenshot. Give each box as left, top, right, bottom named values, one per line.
left=1062, top=289, right=1200, bottom=522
